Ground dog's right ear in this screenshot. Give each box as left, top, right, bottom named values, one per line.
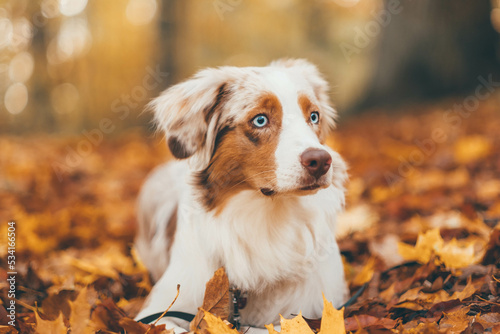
left=150, top=68, right=232, bottom=160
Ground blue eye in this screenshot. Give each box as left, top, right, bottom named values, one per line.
left=310, top=112, right=319, bottom=124
left=252, top=115, right=268, bottom=128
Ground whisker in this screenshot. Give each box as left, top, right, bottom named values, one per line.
left=228, top=170, right=276, bottom=190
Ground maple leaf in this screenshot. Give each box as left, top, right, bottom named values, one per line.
left=68, top=287, right=96, bottom=334
left=200, top=311, right=239, bottom=334
left=266, top=296, right=345, bottom=334
left=190, top=268, right=230, bottom=333
left=439, top=306, right=470, bottom=334
left=318, top=295, right=345, bottom=334
left=35, top=310, right=67, bottom=334
left=398, top=228, right=482, bottom=269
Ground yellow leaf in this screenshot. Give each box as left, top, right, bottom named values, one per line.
left=438, top=239, right=476, bottom=269
left=454, top=135, right=491, bottom=164
left=319, top=295, right=345, bottom=334
left=69, top=287, right=95, bottom=334
left=398, top=228, right=443, bottom=264
left=398, top=228, right=481, bottom=269
left=352, top=257, right=375, bottom=286
left=265, top=324, right=280, bottom=334
left=278, top=313, right=315, bottom=334
left=35, top=310, right=67, bottom=334
left=201, top=310, right=239, bottom=334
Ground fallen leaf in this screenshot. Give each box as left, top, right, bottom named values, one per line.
left=439, top=306, right=471, bottom=334
left=275, top=313, right=315, bottom=334
left=35, top=310, right=67, bottom=334
left=398, top=228, right=482, bottom=268
left=454, top=135, right=491, bottom=164
left=352, top=257, right=375, bottom=287
left=0, top=326, right=19, bottom=334
left=201, top=311, right=238, bottom=334
left=344, top=314, right=396, bottom=331
left=318, top=295, right=345, bottom=334
left=190, top=268, right=230, bottom=333
left=69, top=287, right=95, bottom=334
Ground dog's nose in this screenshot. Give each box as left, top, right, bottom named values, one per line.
left=300, top=149, right=332, bottom=179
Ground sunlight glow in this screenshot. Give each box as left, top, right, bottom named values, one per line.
left=5, top=83, right=28, bottom=115
left=59, top=0, right=88, bottom=17
left=126, top=0, right=157, bottom=26
left=9, top=52, right=34, bottom=83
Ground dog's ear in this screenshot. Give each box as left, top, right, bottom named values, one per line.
left=271, top=59, right=337, bottom=135
left=150, top=68, right=232, bottom=160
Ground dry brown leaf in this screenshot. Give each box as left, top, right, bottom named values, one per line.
left=439, top=306, right=471, bottom=334
left=0, top=326, right=19, bottom=334
left=190, top=267, right=230, bottom=333
left=344, top=315, right=396, bottom=332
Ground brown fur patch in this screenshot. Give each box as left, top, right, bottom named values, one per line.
left=298, top=94, right=324, bottom=142
left=195, top=93, right=283, bottom=213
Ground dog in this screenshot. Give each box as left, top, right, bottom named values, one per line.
left=134, top=59, right=348, bottom=333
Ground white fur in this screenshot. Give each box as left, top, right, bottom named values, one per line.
left=135, top=59, right=348, bottom=332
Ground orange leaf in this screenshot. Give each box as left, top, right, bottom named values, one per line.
left=190, top=268, right=230, bottom=333
left=319, top=295, right=345, bottom=334
left=35, top=310, right=67, bottom=334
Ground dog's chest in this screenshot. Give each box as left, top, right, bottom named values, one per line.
left=184, top=189, right=338, bottom=291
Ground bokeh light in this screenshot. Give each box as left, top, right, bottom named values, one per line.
left=59, top=0, right=88, bottom=17
left=11, top=18, right=33, bottom=52
left=125, top=0, right=157, bottom=26
left=0, top=16, right=13, bottom=49
left=47, top=17, right=91, bottom=64
left=42, top=0, right=61, bottom=19
left=9, top=52, right=34, bottom=83
left=5, top=82, right=28, bottom=115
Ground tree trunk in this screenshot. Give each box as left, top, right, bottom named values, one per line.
left=353, top=0, right=500, bottom=112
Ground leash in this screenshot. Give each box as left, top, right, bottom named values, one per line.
left=135, top=284, right=366, bottom=330
left=136, top=311, right=195, bottom=325
left=135, top=287, right=246, bottom=330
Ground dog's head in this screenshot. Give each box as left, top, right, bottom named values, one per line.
left=151, top=59, right=346, bottom=211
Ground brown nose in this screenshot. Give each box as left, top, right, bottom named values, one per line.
left=300, top=149, right=332, bottom=179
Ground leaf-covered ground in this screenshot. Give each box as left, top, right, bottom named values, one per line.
left=1, top=97, right=499, bottom=333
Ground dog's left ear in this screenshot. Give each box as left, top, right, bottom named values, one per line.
left=271, top=59, right=337, bottom=135
left=150, top=68, right=232, bottom=162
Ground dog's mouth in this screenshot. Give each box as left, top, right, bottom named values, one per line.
left=260, top=188, right=276, bottom=196
left=260, top=183, right=323, bottom=196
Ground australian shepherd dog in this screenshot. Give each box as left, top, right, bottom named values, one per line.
left=135, top=59, right=348, bottom=333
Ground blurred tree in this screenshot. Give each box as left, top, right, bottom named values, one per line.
left=353, top=0, right=500, bottom=112
left=157, top=0, right=183, bottom=86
